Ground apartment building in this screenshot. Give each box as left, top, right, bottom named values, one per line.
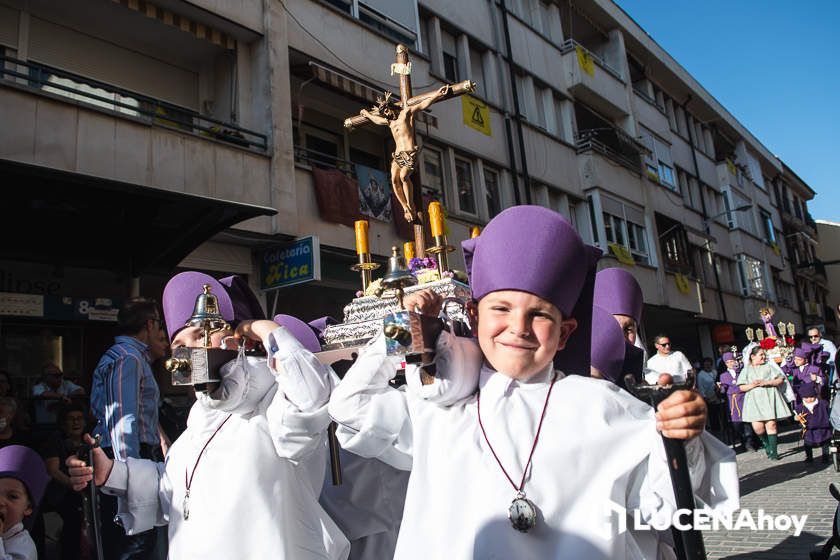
left=0, top=0, right=819, bottom=382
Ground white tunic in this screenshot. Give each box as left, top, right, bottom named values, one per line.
left=103, top=327, right=350, bottom=560
left=330, top=333, right=739, bottom=560
left=0, top=524, right=35, bottom=560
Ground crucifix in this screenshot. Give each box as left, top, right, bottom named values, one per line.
left=345, top=44, right=475, bottom=256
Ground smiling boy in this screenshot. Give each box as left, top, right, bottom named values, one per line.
left=330, top=205, right=738, bottom=559
left=0, top=446, right=49, bottom=560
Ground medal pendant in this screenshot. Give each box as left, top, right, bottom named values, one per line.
left=508, top=492, right=537, bottom=533
left=183, top=490, right=190, bottom=521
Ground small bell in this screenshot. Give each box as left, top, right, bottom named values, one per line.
left=376, top=247, right=417, bottom=307
left=187, top=284, right=231, bottom=348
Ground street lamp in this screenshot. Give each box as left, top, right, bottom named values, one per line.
left=702, top=203, right=753, bottom=227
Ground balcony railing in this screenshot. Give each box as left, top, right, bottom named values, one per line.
left=575, top=127, right=643, bottom=174
left=559, top=39, right=624, bottom=82
left=1, top=56, right=268, bottom=151
left=294, top=144, right=358, bottom=177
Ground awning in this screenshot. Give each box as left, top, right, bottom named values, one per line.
left=0, top=159, right=276, bottom=275
left=308, top=61, right=438, bottom=128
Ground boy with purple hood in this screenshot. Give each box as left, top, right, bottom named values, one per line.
left=330, top=206, right=738, bottom=559
left=0, top=445, right=49, bottom=560
left=67, top=272, right=349, bottom=560
left=794, top=383, right=832, bottom=463
left=783, top=346, right=827, bottom=402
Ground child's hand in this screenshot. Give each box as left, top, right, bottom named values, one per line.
left=65, top=434, right=113, bottom=491
left=402, top=289, right=443, bottom=317
left=655, top=390, right=707, bottom=440
left=234, top=320, right=279, bottom=344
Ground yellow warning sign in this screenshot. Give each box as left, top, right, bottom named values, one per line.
left=462, top=95, right=492, bottom=136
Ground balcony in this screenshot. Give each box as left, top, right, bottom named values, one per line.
left=560, top=40, right=628, bottom=119
left=1, top=57, right=267, bottom=151
left=575, top=127, right=644, bottom=174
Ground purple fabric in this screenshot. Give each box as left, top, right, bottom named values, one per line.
left=162, top=272, right=234, bottom=340
left=795, top=400, right=832, bottom=446
left=721, top=352, right=736, bottom=362
left=793, top=347, right=810, bottom=359
left=462, top=206, right=602, bottom=375
left=273, top=314, right=322, bottom=354
left=307, top=316, right=339, bottom=346
left=219, top=276, right=266, bottom=323
left=785, top=361, right=826, bottom=401
left=0, top=445, right=49, bottom=510
left=593, top=268, right=644, bottom=324
left=719, top=371, right=745, bottom=423
left=798, top=382, right=818, bottom=398
left=590, top=305, right=626, bottom=384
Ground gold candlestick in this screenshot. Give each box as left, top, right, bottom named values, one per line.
left=351, top=253, right=380, bottom=292
left=425, top=202, right=455, bottom=275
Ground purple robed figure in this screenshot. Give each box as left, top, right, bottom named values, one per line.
left=719, top=369, right=745, bottom=424
left=783, top=347, right=827, bottom=402
left=795, top=384, right=832, bottom=463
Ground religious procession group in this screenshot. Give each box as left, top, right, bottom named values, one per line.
left=3, top=206, right=750, bottom=560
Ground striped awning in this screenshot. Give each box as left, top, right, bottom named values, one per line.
left=112, top=0, right=236, bottom=50
left=308, top=61, right=438, bottom=128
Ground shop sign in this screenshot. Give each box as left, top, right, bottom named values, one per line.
left=260, top=236, right=321, bottom=291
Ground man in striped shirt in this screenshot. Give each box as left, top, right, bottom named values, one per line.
left=91, top=296, right=167, bottom=559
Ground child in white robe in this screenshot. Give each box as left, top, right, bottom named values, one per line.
left=330, top=206, right=739, bottom=559
left=67, top=272, right=349, bottom=560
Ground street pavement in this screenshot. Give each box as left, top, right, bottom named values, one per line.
left=704, top=423, right=840, bottom=559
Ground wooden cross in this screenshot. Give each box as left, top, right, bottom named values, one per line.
left=345, top=44, right=475, bottom=256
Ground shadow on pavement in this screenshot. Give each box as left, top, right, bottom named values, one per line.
left=717, top=532, right=828, bottom=559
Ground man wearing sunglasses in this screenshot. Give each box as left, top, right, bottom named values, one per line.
left=91, top=296, right=168, bottom=558
left=808, top=327, right=837, bottom=385
left=645, top=334, right=695, bottom=384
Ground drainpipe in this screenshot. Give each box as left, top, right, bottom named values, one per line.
left=499, top=0, right=532, bottom=204
left=683, top=95, right=727, bottom=323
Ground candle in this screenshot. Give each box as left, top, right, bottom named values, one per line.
left=354, top=220, right=369, bottom=255
left=470, top=226, right=481, bottom=238
left=428, top=201, right=445, bottom=237
left=404, top=241, right=415, bottom=261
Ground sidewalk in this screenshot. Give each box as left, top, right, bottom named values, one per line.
left=704, top=424, right=839, bottom=559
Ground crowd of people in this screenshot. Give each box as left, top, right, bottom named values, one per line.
left=0, top=204, right=834, bottom=559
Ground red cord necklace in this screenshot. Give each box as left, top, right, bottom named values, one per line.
left=477, top=371, right=558, bottom=533
left=183, top=414, right=232, bottom=520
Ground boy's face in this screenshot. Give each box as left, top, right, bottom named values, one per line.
left=794, top=356, right=806, bottom=367
left=0, top=478, right=32, bottom=531
left=476, top=290, right=577, bottom=380
left=613, top=314, right=637, bottom=344
left=170, top=326, right=233, bottom=351
left=803, top=396, right=817, bottom=404
left=725, top=359, right=737, bottom=370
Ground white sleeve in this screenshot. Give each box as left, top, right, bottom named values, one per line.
left=404, top=331, right=483, bottom=406
left=679, top=352, right=693, bottom=374
left=101, top=457, right=169, bottom=534
left=264, top=327, right=333, bottom=461
left=630, top=427, right=739, bottom=527
left=328, top=334, right=414, bottom=470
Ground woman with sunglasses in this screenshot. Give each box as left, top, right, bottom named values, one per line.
left=738, top=346, right=792, bottom=460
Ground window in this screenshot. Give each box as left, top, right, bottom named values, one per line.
left=722, top=188, right=757, bottom=235
left=421, top=147, right=445, bottom=201
left=760, top=209, right=777, bottom=245
left=469, top=47, right=486, bottom=99
left=533, top=84, right=547, bottom=129
left=640, top=128, right=676, bottom=190
left=484, top=167, right=502, bottom=218
left=737, top=255, right=768, bottom=298
left=675, top=105, right=688, bottom=138
left=515, top=74, right=531, bottom=120
left=665, top=98, right=677, bottom=132
left=657, top=214, right=696, bottom=277
left=601, top=195, right=650, bottom=265
left=441, top=30, right=459, bottom=82
left=454, top=156, right=476, bottom=215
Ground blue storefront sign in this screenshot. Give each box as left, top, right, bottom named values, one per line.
left=259, top=236, right=321, bottom=291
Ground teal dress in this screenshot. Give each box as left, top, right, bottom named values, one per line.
left=739, top=363, right=792, bottom=421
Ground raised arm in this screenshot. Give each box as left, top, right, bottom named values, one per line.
left=409, top=85, right=451, bottom=114
left=360, top=108, right=390, bottom=126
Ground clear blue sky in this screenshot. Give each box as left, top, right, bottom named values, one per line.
left=614, top=0, right=839, bottom=222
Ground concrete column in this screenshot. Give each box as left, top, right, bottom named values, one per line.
left=558, top=98, right=575, bottom=143
left=456, top=33, right=470, bottom=86
left=481, top=50, right=499, bottom=104
left=541, top=88, right=557, bottom=135
left=547, top=3, right=563, bottom=44
left=428, top=16, right=444, bottom=77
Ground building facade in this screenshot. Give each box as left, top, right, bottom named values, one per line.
left=0, top=0, right=822, bottom=386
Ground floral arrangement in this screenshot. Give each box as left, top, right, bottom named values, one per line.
left=408, top=256, right=438, bottom=273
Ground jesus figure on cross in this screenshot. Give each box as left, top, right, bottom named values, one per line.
left=360, top=85, right=450, bottom=223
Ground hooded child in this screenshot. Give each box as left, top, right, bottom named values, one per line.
left=0, top=445, right=49, bottom=560
left=67, top=272, right=349, bottom=560
left=329, top=205, right=739, bottom=559
left=794, top=383, right=832, bottom=463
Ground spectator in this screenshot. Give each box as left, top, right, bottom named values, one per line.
left=807, top=326, right=837, bottom=385
left=0, top=370, right=30, bottom=432
left=41, top=404, right=87, bottom=560
left=90, top=297, right=166, bottom=559
left=30, top=364, right=84, bottom=425
left=738, top=346, right=791, bottom=460
left=697, top=357, right=722, bottom=433
left=715, top=345, right=731, bottom=375
left=0, top=397, right=31, bottom=449
left=645, top=334, right=694, bottom=384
